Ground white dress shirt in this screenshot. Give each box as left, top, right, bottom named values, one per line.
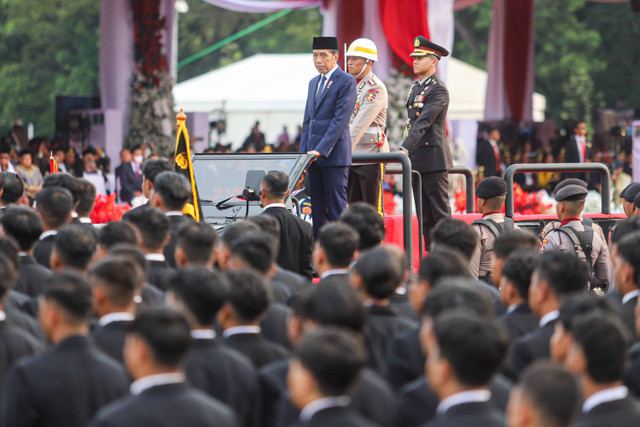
left=436, top=389, right=492, bottom=415
left=130, top=373, right=186, bottom=395
left=583, top=385, right=628, bottom=413
left=299, top=396, right=351, bottom=421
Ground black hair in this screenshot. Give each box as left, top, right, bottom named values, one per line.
left=557, top=293, right=620, bottom=333
left=176, top=222, right=217, bottom=266
left=35, top=186, right=73, bottom=229
left=0, top=172, right=23, bottom=204
left=518, top=361, right=580, bottom=427
left=535, top=251, right=588, bottom=298
left=616, top=231, right=640, bottom=287
left=352, top=246, right=403, bottom=300
left=98, top=222, right=140, bottom=250
left=294, top=282, right=365, bottom=332
left=219, top=220, right=260, bottom=248
left=417, top=246, right=470, bottom=285
left=52, top=224, right=97, bottom=270
left=0, top=236, right=19, bottom=272
left=422, top=278, right=494, bottom=319
left=43, top=271, right=93, bottom=324
left=229, top=232, right=275, bottom=275
left=43, top=173, right=82, bottom=207
left=126, top=307, right=192, bottom=367
left=0, top=205, right=44, bottom=251
left=294, top=327, right=367, bottom=396
left=501, top=249, right=539, bottom=301
left=247, top=214, right=281, bottom=254
left=430, top=219, right=478, bottom=260
left=432, top=311, right=508, bottom=386
left=109, top=244, right=149, bottom=276
left=169, top=267, right=229, bottom=326
left=141, top=158, right=174, bottom=184
left=493, top=230, right=539, bottom=260
left=75, top=179, right=96, bottom=217
left=124, top=207, right=170, bottom=251
left=339, top=202, right=385, bottom=250
left=317, top=222, right=359, bottom=268
left=571, top=312, right=631, bottom=383
left=610, top=217, right=640, bottom=245
left=224, top=269, right=270, bottom=323
left=262, top=170, right=289, bottom=196
left=0, top=253, right=18, bottom=300
left=153, top=172, right=190, bottom=211
left=90, top=256, right=143, bottom=307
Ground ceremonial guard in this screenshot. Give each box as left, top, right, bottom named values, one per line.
left=469, top=177, right=514, bottom=283
left=346, top=38, right=389, bottom=213
left=540, top=184, right=610, bottom=289
left=399, top=36, right=452, bottom=247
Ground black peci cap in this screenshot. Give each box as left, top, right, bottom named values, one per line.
left=634, top=192, right=640, bottom=208
left=476, top=177, right=507, bottom=199
left=409, top=36, right=449, bottom=59
left=623, top=183, right=640, bottom=203
left=313, top=36, right=339, bottom=51
left=555, top=184, right=588, bottom=202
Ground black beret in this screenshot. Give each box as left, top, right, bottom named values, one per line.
left=554, top=178, right=587, bottom=193
left=410, top=36, right=449, bottom=59
left=634, top=192, right=640, bottom=208
left=312, top=37, right=338, bottom=51
left=555, top=184, right=588, bottom=202
left=476, top=177, right=507, bottom=199
left=623, top=183, right=640, bottom=203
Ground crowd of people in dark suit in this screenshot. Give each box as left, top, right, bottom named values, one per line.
left=1, top=153, right=640, bottom=427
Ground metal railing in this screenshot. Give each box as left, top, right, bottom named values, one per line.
left=504, top=163, right=611, bottom=217
left=450, top=165, right=475, bottom=213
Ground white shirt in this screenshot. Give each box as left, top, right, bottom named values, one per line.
left=320, top=269, right=349, bottom=279
left=99, top=312, right=135, bottom=327
left=222, top=325, right=261, bottom=338
left=40, top=230, right=58, bottom=240
left=166, top=211, right=183, bottom=217
left=539, top=310, right=559, bottom=328
left=436, top=389, right=492, bottom=415
left=507, top=304, right=519, bottom=314
left=299, top=396, right=351, bottom=421
left=130, top=373, right=186, bottom=395
left=622, top=289, right=640, bottom=305
left=145, top=253, right=166, bottom=262
left=191, top=329, right=216, bottom=340
left=0, top=311, right=6, bottom=321
left=263, top=203, right=286, bottom=210
left=79, top=217, right=92, bottom=224
left=583, top=386, right=628, bottom=413
left=575, top=135, right=585, bottom=163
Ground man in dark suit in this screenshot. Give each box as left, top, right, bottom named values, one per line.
left=422, top=311, right=508, bottom=427
left=121, top=158, right=173, bottom=220
left=90, top=256, right=142, bottom=364
left=339, top=202, right=386, bottom=251
left=218, top=270, right=289, bottom=368
left=301, top=36, right=357, bottom=237
left=42, top=173, right=83, bottom=223
left=287, top=329, right=375, bottom=427
left=506, top=252, right=588, bottom=380
left=567, top=313, right=640, bottom=427
left=75, top=178, right=97, bottom=227
left=174, top=222, right=217, bottom=269
left=612, top=232, right=640, bottom=338
left=476, top=128, right=501, bottom=178
left=49, top=224, right=97, bottom=276
left=124, top=207, right=175, bottom=291
left=1, top=206, right=52, bottom=297
left=491, top=230, right=539, bottom=303
left=498, top=250, right=539, bottom=343
left=167, top=268, right=259, bottom=427
left=91, top=308, right=238, bottom=427
left=2, top=272, right=129, bottom=426
left=399, top=36, right=452, bottom=248
left=507, top=362, right=580, bottom=427
left=350, top=247, right=417, bottom=374
left=314, top=223, right=359, bottom=287
left=33, top=186, right=73, bottom=269
left=563, top=120, right=590, bottom=181
left=149, top=171, right=195, bottom=268
left=116, top=146, right=143, bottom=205
left=0, top=171, right=24, bottom=215
left=259, top=171, right=313, bottom=279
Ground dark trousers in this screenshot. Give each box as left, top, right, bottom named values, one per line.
left=414, top=170, right=450, bottom=248
left=308, top=163, right=349, bottom=237
left=347, top=164, right=383, bottom=213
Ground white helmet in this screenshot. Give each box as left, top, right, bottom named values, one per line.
left=346, top=38, right=378, bottom=62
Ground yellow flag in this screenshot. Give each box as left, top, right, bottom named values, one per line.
left=174, top=109, right=202, bottom=222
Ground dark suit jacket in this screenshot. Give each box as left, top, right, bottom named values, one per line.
left=625, top=342, right=640, bottom=397
left=499, top=304, right=538, bottom=344
left=622, top=295, right=637, bottom=339
left=401, top=75, right=452, bottom=174
left=117, top=162, right=142, bottom=204
left=15, top=254, right=52, bottom=297
left=146, top=260, right=175, bottom=292
left=223, top=332, right=289, bottom=369
left=385, top=326, right=423, bottom=390
left=164, top=214, right=195, bottom=268
left=91, top=320, right=131, bottom=364
left=389, top=292, right=420, bottom=323
left=364, top=305, right=417, bottom=374
left=301, top=67, right=356, bottom=167
left=2, top=335, right=129, bottom=427
left=259, top=359, right=395, bottom=427
left=90, top=382, right=238, bottom=427
left=423, top=401, right=505, bottom=427
left=262, top=207, right=314, bottom=279
left=139, top=283, right=165, bottom=312
left=33, top=233, right=56, bottom=269
left=287, top=406, right=378, bottom=427
left=273, top=267, right=309, bottom=299
left=185, top=338, right=259, bottom=427
left=260, top=302, right=292, bottom=349
left=574, top=396, right=640, bottom=427
left=121, top=202, right=148, bottom=222
left=4, top=293, right=45, bottom=342
left=476, top=139, right=498, bottom=177
left=506, top=319, right=554, bottom=380
left=318, top=273, right=349, bottom=288
left=270, top=280, right=292, bottom=305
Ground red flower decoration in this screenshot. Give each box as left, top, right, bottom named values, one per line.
left=90, top=194, right=131, bottom=224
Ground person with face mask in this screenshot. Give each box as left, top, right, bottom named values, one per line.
left=118, top=145, right=144, bottom=205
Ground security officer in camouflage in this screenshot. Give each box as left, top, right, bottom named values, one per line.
left=346, top=38, right=389, bottom=212
left=399, top=36, right=452, bottom=247
left=469, top=177, right=516, bottom=284
left=540, top=184, right=610, bottom=289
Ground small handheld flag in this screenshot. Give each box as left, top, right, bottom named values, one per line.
left=49, top=151, right=59, bottom=174
left=174, top=109, right=203, bottom=222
